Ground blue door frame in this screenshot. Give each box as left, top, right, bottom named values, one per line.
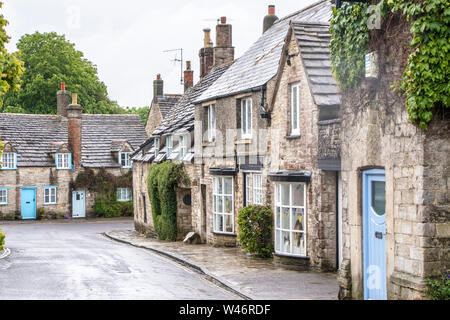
left=21, top=187, right=37, bottom=220
left=363, top=169, right=387, bottom=300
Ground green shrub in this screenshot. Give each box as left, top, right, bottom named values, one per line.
left=93, top=197, right=133, bottom=218
left=147, top=162, right=189, bottom=242
left=238, top=205, right=273, bottom=258
left=426, top=271, right=450, bottom=300
left=0, top=228, right=5, bottom=251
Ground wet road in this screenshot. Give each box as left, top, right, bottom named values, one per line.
left=0, top=221, right=235, bottom=300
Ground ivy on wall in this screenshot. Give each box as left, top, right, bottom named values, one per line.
left=147, top=162, right=190, bottom=242
left=72, top=168, right=133, bottom=218
left=330, top=0, right=449, bottom=129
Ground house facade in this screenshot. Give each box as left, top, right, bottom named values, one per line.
left=0, top=86, right=148, bottom=219
left=337, top=8, right=450, bottom=300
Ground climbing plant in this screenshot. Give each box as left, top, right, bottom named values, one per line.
left=72, top=168, right=134, bottom=218
left=388, top=0, right=449, bottom=129
left=147, top=162, right=189, bottom=242
left=330, top=0, right=449, bottom=129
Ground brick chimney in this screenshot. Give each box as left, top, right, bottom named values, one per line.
left=263, top=5, right=278, bottom=33
left=184, top=61, right=194, bottom=92
left=153, top=74, right=164, bottom=100
left=67, top=93, right=83, bottom=169
left=199, top=28, right=214, bottom=79
left=57, top=82, right=71, bottom=117
left=214, top=17, right=234, bottom=67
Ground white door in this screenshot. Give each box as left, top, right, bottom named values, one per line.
left=72, top=191, right=86, bottom=218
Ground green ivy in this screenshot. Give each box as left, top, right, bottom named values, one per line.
left=426, top=270, right=450, bottom=300
left=147, top=162, right=190, bottom=242
left=330, top=2, right=370, bottom=90
left=238, top=205, right=273, bottom=258
left=388, top=0, right=449, bottom=129
left=0, top=228, right=5, bottom=250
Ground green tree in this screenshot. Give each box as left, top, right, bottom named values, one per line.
left=2, top=32, right=119, bottom=114
left=123, top=106, right=149, bottom=124
left=0, top=1, right=24, bottom=108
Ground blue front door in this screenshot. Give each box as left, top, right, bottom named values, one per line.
left=363, top=169, right=387, bottom=300
left=72, top=190, right=86, bottom=218
left=21, top=188, right=37, bottom=220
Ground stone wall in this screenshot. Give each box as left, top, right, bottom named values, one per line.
left=338, top=15, right=450, bottom=300
left=145, top=101, right=163, bottom=136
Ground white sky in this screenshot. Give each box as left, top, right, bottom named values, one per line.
left=3, top=0, right=318, bottom=108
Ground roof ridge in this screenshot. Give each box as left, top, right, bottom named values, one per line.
left=275, top=0, right=329, bottom=25
left=291, top=21, right=330, bottom=26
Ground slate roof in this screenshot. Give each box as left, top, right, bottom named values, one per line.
left=157, top=94, right=183, bottom=118
left=0, top=113, right=148, bottom=168
left=292, top=21, right=340, bottom=108
left=132, top=63, right=231, bottom=162
left=195, top=0, right=332, bottom=103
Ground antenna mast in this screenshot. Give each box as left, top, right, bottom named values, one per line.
left=163, top=48, right=184, bottom=85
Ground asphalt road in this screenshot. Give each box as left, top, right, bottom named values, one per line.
left=0, top=220, right=236, bottom=300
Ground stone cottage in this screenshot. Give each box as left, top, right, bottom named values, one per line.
left=336, top=7, right=450, bottom=300
left=132, top=55, right=231, bottom=237
left=192, top=0, right=341, bottom=274
left=0, top=85, right=148, bottom=219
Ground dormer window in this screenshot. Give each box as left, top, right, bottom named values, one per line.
left=154, top=138, right=160, bottom=158
left=56, top=153, right=72, bottom=170
left=166, top=136, right=173, bottom=158
left=0, top=152, right=17, bottom=170
left=179, top=135, right=187, bottom=160
left=119, top=152, right=132, bottom=168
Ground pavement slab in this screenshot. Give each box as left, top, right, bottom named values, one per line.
left=107, top=229, right=339, bottom=300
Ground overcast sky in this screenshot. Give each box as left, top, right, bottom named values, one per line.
left=3, top=0, right=318, bottom=108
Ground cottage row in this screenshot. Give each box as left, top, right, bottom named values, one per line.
left=130, top=0, right=449, bottom=300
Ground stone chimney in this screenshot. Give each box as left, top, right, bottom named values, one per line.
left=184, top=61, right=194, bottom=92
left=199, top=28, right=214, bottom=79
left=57, top=82, right=71, bottom=117
left=67, top=93, right=83, bottom=169
left=214, top=17, right=234, bottom=67
left=153, top=74, right=164, bottom=100
left=263, top=5, right=278, bottom=33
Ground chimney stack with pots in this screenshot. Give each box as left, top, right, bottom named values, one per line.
left=199, top=28, right=214, bottom=79
left=67, top=93, right=83, bottom=169
left=184, top=61, right=194, bottom=92
left=214, top=16, right=234, bottom=67
left=263, top=5, right=278, bottom=33
left=57, top=82, right=71, bottom=117
left=153, top=74, right=164, bottom=100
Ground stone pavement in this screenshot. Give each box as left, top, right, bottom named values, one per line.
left=106, top=230, right=339, bottom=300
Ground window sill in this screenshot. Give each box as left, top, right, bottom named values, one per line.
left=235, top=139, right=252, bottom=145
left=285, top=135, right=301, bottom=140
left=213, top=232, right=237, bottom=238
left=274, top=252, right=310, bottom=260
left=44, top=203, right=58, bottom=206
left=0, top=168, right=17, bottom=171
left=203, top=142, right=216, bottom=147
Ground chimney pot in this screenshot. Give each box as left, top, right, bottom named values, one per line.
left=220, top=16, right=227, bottom=24
left=184, top=61, right=194, bottom=92
left=263, top=5, right=279, bottom=33
left=269, top=5, right=275, bottom=15
left=153, top=74, right=164, bottom=99
left=61, top=82, right=66, bottom=91
left=72, top=93, right=78, bottom=105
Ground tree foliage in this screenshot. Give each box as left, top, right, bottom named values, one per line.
left=2, top=32, right=122, bottom=115
left=0, top=2, right=24, bottom=109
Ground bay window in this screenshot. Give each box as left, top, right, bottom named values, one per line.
left=275, top=183, right=307, bottom=257
left=213, top=177, right=234, bottom=234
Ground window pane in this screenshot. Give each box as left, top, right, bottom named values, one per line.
left=372, top=181, right=386, bottom=216
left=292, top=232, right=305, bottom=256
left=225, top=215, right=233, bottom=233
left=281, top=231, right=291, bottom=254
left=224, top=196, right=233, bottom=214
left=281, top=184, right=290, bottom=206
left=292, top=184, right=305, bottom=207
left=282, top=207, right=290, bottom=229
left=214, top=214, right=224, bottom=233
left=275, top=229, right=281, bottom=252
left=217, top=196, right=224, bottom=214
left=224, top=178, right=233, bottom=195
left=275, top=207, right=281, bottom=228
left=292, top=208, right=305, bottom=232
left=217, top=178, right=223, bottom=194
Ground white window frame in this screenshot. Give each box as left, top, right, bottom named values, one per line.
left=275, top=183, right=307, bottom=257
left=253, top=174, right=263, bottom=205
left=0, top=152, right=17, bottom=170
left=56, top=153, right=71, bottom=170
left=241, top=98, right=252, bottom=139
left=44, top=187, right=58, bottom=205
left=0, top=188, right=8, bottom=205
left=291, top=83, right=301, bottom=136
left=207, top=104, right=216, bottom=142
left=117, top=188, right=132, bottom=202
left=166, top=136, right=173, bottom=158
left=213, top=177, right=234, bottom=234
left=179, top=135, right=187, bottom=160
left=245, top=175, right=252, bottom=206
left=154, top=138, right=160, bottom=157
left=119, top=152, right=132, bottom=168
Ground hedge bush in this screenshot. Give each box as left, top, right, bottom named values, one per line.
left=147, top=162, right=189, bottom=242
left=0, top=228, right=5, bottom=251
left=426, top=270, right=450, bottom=300
left=238, top=205, right=273, bottom=258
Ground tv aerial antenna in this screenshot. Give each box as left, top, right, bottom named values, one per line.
left=163, top=48, right=184, bottom=85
